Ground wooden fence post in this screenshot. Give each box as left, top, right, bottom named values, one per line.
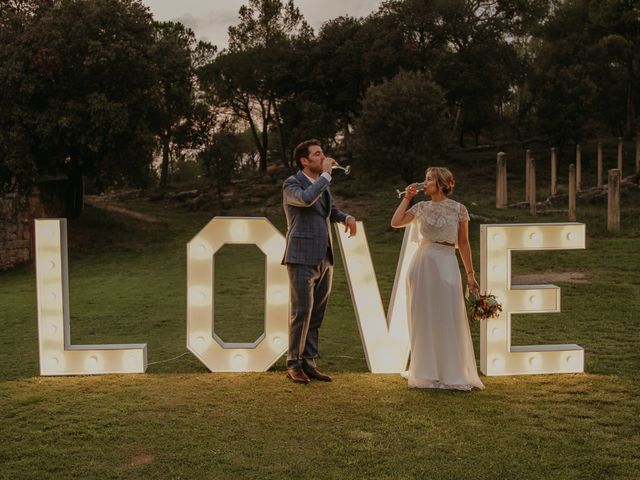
left=597, top=141, right=603, bottom=188
left=569, top=163, right=576, bottom=222
left=496, top=152, right=507, bottom=208
left=608, top=169, right=620, bottom=232
left=529, top=158, right=536, bottom=216
left=550, top=147, right=557, bottom=195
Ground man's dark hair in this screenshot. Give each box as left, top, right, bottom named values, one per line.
left=292, top=139, right=321, bottom=170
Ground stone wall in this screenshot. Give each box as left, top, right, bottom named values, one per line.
left=0, top=188, right=46, bottom=270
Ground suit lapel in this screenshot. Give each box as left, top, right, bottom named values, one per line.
left=296, top=170, right=312, bottom=188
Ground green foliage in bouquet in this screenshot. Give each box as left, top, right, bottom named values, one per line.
left=468, top=292, right=503, bottom=321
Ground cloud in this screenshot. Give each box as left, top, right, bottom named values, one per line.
left=172, top=11, right=239, bottom=46
left=144, top=0, right=384, bottom=48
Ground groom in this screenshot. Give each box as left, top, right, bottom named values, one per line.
left=282, top=139, right=357, bottom=384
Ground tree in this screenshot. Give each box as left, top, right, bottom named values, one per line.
left=530, top=0, right=640, bottom=145
left=353, top=70, right=450, bottom=183
left=198, top=124, right=241, bottom=204
left=376, top=0, right=528, bottom=145
left=589, top=0, right=640, bottom=137
left=304, top=14, right=414, bottom=155
left=0, top=0, right=158, bottom=215
left=198, top=0, right=312, bottom=172
left=529, top=0, right=617, bottom=149
left=151, top=21, right=198, bottom=190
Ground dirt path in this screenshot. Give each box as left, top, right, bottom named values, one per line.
left=512, top=271, right=588, bottom=284
left=85, top=195, right=160, bottom=223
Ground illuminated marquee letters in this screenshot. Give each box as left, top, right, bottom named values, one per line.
left=332, top=222, right=415, bottom=373
left=186, top=217, right=289, bottom=372
left=34, top=218, right=586, bottom=377
left=479, top=223, right=586, bottom=375
left=35, top=219, right=147, bottom=375
left=185, top=218, right=415, bottom=373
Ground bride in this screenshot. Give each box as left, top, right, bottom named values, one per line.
left=391, top=167, right=484, bottom=391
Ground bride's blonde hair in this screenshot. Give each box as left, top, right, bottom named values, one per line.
left=426, top=167, right=455, bottom=195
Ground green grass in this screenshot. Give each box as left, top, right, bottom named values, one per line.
left=1, top=141, right=639, bottom=479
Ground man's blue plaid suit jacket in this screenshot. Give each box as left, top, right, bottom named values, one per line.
left=282, top=170, right=349, bottom=266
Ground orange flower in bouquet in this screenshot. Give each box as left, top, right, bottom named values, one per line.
left=468, top=291, right=502, bottom=321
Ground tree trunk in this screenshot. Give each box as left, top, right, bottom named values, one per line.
left=271, top=104, right=289, bottom=169
left=343, top=120, right=353, bottom=162
left=625, top=62, right=637, bottom=138
left=258, top=101, right=272, bottom=172
left=160, top=131, right=170, bottom=189
left=259, top=128, right=268, bottom=172
left=216, top=176, right=223, bottom=205
left=245, top=108, right=268, bottom=172
left=451, top=105, right=462, bottom=143
left=66, top=158, right=84, bottom=219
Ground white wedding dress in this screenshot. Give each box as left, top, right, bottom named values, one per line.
left=403, top=198, right=484, bottom=391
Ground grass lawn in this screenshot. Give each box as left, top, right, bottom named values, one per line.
left=1, top=141, right=639, bottom=479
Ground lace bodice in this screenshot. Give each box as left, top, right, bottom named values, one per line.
left=407, top=198, right=469, bottom=244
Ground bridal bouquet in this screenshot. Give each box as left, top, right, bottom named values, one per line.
left=469, top=292, right=502, bottom=321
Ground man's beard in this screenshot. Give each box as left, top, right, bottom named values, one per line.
left=309, top=164, right=323, bottom=176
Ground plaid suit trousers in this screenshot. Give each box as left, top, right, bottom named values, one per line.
left=286, top=253, right=333, bottom=368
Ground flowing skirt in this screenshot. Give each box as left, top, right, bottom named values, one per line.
left=404, top=242, right=484, bottom=391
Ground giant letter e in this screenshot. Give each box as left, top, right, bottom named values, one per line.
left=479, top=223, right=586, bottom=376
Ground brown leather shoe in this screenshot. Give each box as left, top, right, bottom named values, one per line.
left=302, top=364, right=333, bottom=382
left=286, top=366, right=310, bottom=384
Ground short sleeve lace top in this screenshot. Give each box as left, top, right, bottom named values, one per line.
left=406, top=198, right=469, bottom=244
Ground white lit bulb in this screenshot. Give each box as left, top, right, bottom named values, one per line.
left=491, top=327, right=501, bottom=337
left=48, top=324, right=57, bottom=335
left=231, top=224, right=248, bottom=240
left=87, top=355, right=99, bottom=371
left=529, top=357, right=540, bottom=368
left=566, top=232, right=575, bottom=241
left=44, top=224, right=58, bottom=241
left=188, top=288, right=208, bottom=306
left=195, top=336, right=206, bottom=351
left=231, top=354, right=246, bottom=369
left=529, top=233, right=540, bottom=241
left=272, top=336, right=282, bottom=346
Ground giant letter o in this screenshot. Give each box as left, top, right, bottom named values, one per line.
left=186, top=217, right=289, bottom=371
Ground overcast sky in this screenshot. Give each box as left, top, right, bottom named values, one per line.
left=142, top=0, right=384, bottom=49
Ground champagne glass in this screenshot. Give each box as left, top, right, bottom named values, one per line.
left=331, top=159, right=351, bottom=175
left=396, top=182, right=424, bottom=198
